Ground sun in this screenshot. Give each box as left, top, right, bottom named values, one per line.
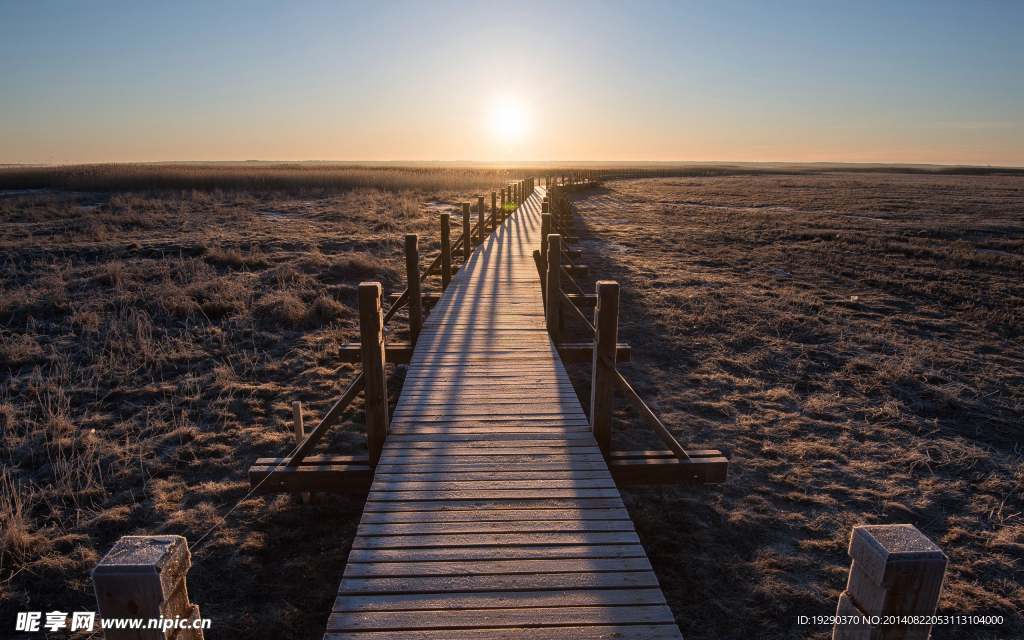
left=489, top=104, right=529, bottom=142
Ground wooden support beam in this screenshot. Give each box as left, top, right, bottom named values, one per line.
left=405, top=235, right=422, bottom=345
left=563, top=265, right=589, bottom=277
left=440, top=212, right=451, bottom=290
left=590, top=281, right=618, bottom=459
left=500, top=188, right=506, bottom=223
left=834, top=525, right=948, bottom=640
left=388, top=292, right=441, bottom=306
left=564, top=249, right=582, bottom=260
left=556, top=342, right=631, bottom=363
left=338, top=343, right=413, bottom=364
left=358, top=283, right=389, bottom=466
left=284, top=373, right=364, bottom=468
left=608, top=452, right=728, bottom=486
left=562, top=293, right=597, bottom=308
left=491, top=191, right=497, bottom=231
left=546, top=234, right=561, bottom=343
left=92, top=536, right=203, bottom=640
left=248, top=464, right=374, bottom=494
left=292, top=402, right=311, bottom=504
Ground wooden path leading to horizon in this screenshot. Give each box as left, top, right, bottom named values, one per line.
left=325, top=188, right=684, bottom=639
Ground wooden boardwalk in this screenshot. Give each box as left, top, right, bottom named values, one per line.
left=326, top=189, right=683, bottom=639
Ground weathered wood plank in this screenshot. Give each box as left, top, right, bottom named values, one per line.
left=326, top=605, right=677, bottom=631
left=325, top=625, right=683, bottom=640
left=332, top=587, right=665, bottom=612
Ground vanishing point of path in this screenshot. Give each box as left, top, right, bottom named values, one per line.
left=325, top=188, right=684, bottom=639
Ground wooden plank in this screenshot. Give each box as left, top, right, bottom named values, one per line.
left=356, top=509, right=629, bottom=524
left=356, top=520, right=633, bottom=537
left=350, top=531, right=641, bottom=549
left=338, top=570, right=660, bottom=593
left=361, top=498, right=627, bottom=512
left=326, top=605, right=677, bottom=631
left=325, top=625, right=683, bottom=640
left=343, top=557, right=651, bottom=577
left=333, top=587, right=665, bottom=612
left=609, top=456, right=730, bottom=485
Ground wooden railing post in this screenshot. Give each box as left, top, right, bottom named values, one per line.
left=542, top=198, right=549, bottom=213
left=500, top=188, right=506, bottom=222
left=358, top=282, right=389, bottom=466
left=540, top=213, right=552, bottom=265
left=92, top=535, right=203, bottom=639
left=405, top=234, right=422, bottom=345
left=440, top=212, right=452, bottom=290
left=293, top=401, right=310, bottom=504
left=545, top=234, right=561, bottom=343
left=491, top=191, right=497, bottom=231
left=834, top=524, right=948, bottom=640
left=477, top=195, right=485, bottom=244
left=462, top=202, right=471, bottom=258
left=591, top=281, right=619, bottom=459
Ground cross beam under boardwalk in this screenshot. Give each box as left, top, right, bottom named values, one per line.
left=326, top=188, right=684, bottom=639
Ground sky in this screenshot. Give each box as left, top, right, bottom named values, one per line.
left=1, top=0, right=1022, bottom=166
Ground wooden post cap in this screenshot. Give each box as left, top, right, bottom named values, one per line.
left=849, top=525, right=946, bottom=587
left=92, top=536, right=202, bottom=638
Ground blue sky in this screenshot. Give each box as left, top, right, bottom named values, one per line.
left=1, top=0, right=1022, bottom=164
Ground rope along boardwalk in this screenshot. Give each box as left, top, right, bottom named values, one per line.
left=326, top=188, right=683, bottom=639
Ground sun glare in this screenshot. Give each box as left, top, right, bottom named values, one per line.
left=489, top=104, right=529, bottom=142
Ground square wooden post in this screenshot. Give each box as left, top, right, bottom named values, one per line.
left=405, top=234, right=422, bottom=345
left=477, top=195, right=485, bottom=243
left=358, top=282, right=389, bottom=466
left=292, top=401, right=310, bottom=504
left=500, top=189, right=506, bottom=223
left=591, top=281, right=619, bottom=459
left=540, top=213, right=552, bottom=266
left=92, top=535, right=203, bottom=640
left=545, top=234, right=561, bottom=343
left=440, top=212, right=452, bottom=290
left=491, top=191, right=497, bottom=231
left=834, top=524, right=948, bottom=640
left=462, top=202, right=471, bottom=258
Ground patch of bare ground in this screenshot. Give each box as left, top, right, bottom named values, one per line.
left=0, top=186, right=481, bottom=638
left=562, top=174, right=1024, bottom=639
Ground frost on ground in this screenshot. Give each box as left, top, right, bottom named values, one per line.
left=562, top=173, right=1024, bottom=640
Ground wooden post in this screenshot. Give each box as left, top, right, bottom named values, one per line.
left=462, top=202, right=471, bottom=259
left=591, top=281, right=619, bottom=459
left=92, top=535, right=203, bottom=640
left=834, top=525, right=948, bottom=640
left=477, top=195, right=485, bottom=243
left=542, top=199, right=549, bottom=213
left=540, top=213, right=551, bottom=265
left=405, top=234, right=422, bottom=345
left=293, top=401, right=310, bottom=504
left=545, top=234, right=561, bottom=343
left=358, top=282, right=389, bottom=466
left=491, top=191, right=497, bottom=231
left=500, top=188, right=506, bottom=223
left=440, top=212, right=452, bottom=290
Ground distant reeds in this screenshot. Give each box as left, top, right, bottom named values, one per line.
left=4, top=162, right=1021, bottom=195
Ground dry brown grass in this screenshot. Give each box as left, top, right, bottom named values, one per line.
left=0, top=185, right=478, bottom=638
left=2, top=173, right=1022, bottom=639
left=561, top=174, right=1024, bottom=639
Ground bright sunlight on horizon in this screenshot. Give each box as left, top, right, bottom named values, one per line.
left=2, top=1, right=1023, bottom=166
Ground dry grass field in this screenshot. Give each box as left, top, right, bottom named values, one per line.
left=562, top=174, right=1023, bottom=639
left=1, top=168, right=1021, bottom=639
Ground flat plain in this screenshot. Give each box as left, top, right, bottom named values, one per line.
left=1, top=169, right=1022, bottom=639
